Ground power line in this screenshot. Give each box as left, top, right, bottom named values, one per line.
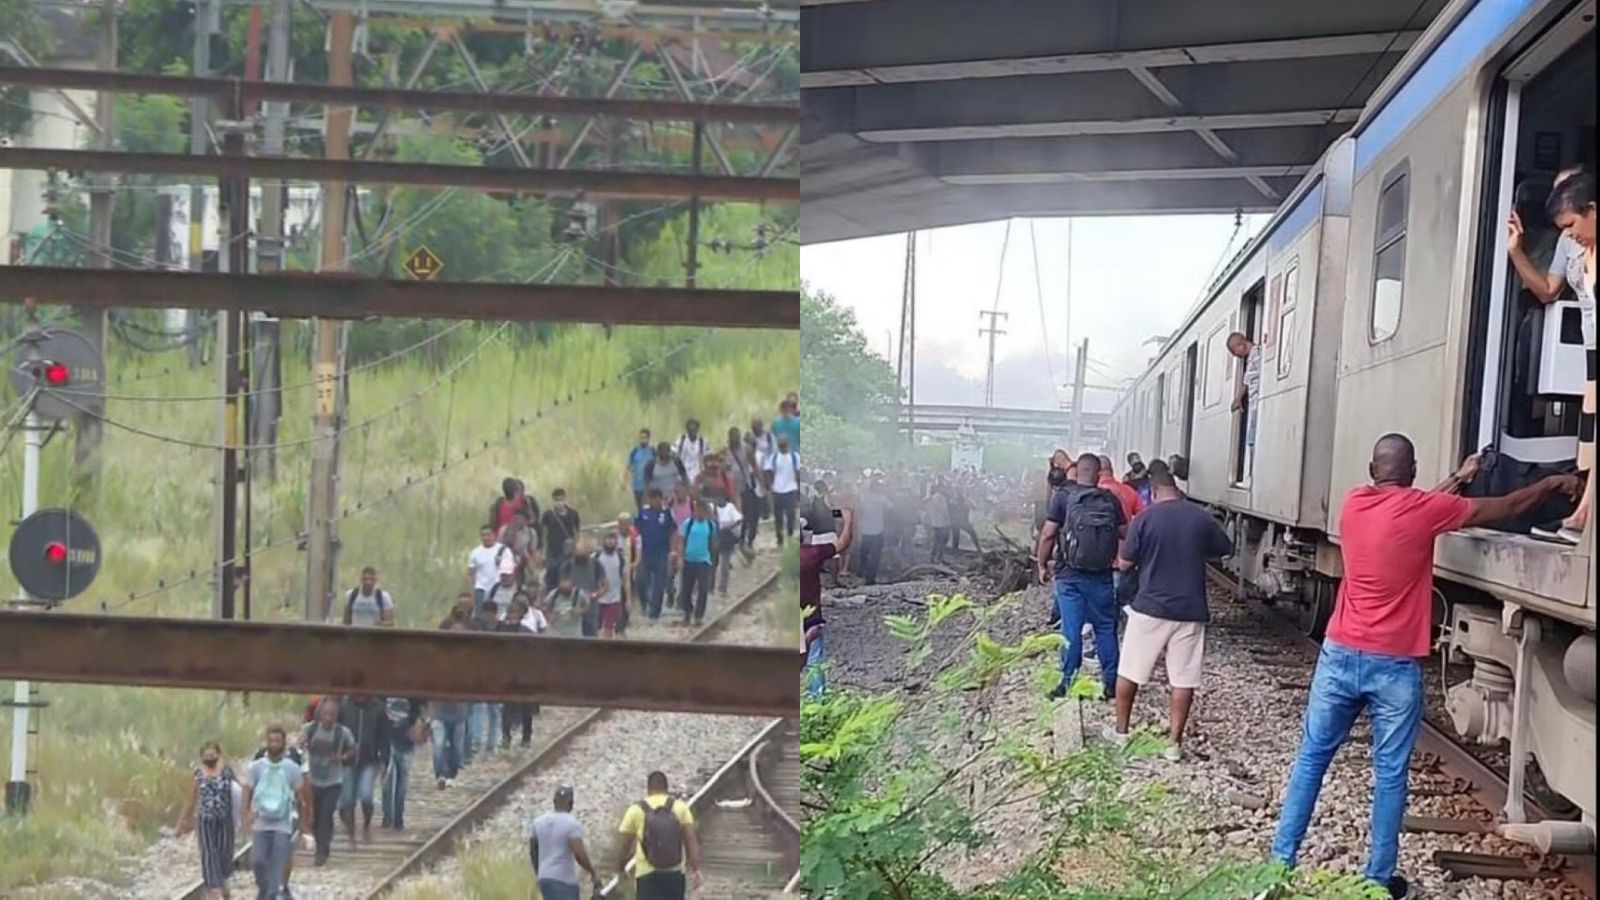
left=92, top=336, right=699, bottom=614
left=1028, top=219, right=1061, bottom=403
left=48, top=321, right=510, bottom=453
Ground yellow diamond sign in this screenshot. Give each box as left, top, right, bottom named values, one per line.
left=403, top=245, right=443, bottom=281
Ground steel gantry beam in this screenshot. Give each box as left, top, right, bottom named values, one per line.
left=0, top=66, right=797, bottom=126
left=0, top=147, right=796, bottom=204
left=0, top=611, right=798, bottom=717
left=0, top=268, right=798, bottom=329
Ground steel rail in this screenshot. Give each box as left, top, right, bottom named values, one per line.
left=597, top=715, right=798, bottom=897
left=0, top=268, right=798, bottom=330
left=0, top=147, right=796, bottom=204
left=1204, top=564, right=1595, bottom=898
left=0, top=66, right=796, bottom=126
left=359, top=570, right=786, bottom=898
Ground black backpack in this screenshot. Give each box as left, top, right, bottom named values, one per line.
left=637, top=798, right=685, bottom=869
left=1057, top=489, right=1119, bottom=572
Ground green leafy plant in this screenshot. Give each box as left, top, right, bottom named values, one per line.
left=801, top=594, right=1398, bottom=899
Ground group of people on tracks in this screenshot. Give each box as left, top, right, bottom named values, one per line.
left=1031, top=437, right=1581, bottom=898
left=176, top=393, right=796, bottom=900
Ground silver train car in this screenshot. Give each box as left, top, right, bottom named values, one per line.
left=1107, top=0, right=1595, bottom=852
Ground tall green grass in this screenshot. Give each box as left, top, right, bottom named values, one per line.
left=0, top=321, right=795, bottom=890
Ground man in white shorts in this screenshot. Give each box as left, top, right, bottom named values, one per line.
left=1108, top=469, right=1234, bottom=760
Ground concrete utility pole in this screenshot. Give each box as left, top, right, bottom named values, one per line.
left=77, top=0, right=116, bottom=476
left=978, top=309, right=1008, bottom=408
left=1068, top=337, right=1088, bottom=450
left=306, top=11, right=354, bottom=622
left=186, top=0, right=218, bottom=369
left=896, top=231, right=916, bottom=446
left=249, top=0, right=291, bottom=480
left=5, top=329, right=45, bottom=814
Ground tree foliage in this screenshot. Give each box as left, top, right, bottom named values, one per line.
left=0, top=0, right=55, bottom=139
left=801, top=286, right=901, bottom=471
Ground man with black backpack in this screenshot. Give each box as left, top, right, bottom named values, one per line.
left=675, top=418, right=710, bottom=483
left=1035, top=454, right=1127, bottom=701
left=615, top=771, right=703, bottom=900
left=341, top=567, right=395, bottom=627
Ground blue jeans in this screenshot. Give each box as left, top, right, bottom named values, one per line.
left=431, top=719, right=464, bottom=779
left=381, top=742, right=413, bottom=827
left=250, top=828, right=293, bottom=900
left=1055, top=573, right=1119, bottom=694
left=641, top=554, right=671, bottom=619
left=339, top=762, right=378, bottom=815
left=805, top=630, right=826, bottom=699
left=467, top=702, right=500, bottom=759
left=539, top=879, right=581, bottom=900
left=472, top=587, right=487, bottom=614
left=1271, top=640, right=1423, bottom=883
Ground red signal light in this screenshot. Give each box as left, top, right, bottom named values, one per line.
left=43, top=362, right=70, bottom=386
left=44, top=542, right=68, bottom=564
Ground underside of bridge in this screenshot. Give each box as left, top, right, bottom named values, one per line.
left=800, top=0, right=1448, bottom=243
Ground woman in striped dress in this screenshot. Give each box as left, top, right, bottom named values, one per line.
left=177, top=741, right=236, bottom=898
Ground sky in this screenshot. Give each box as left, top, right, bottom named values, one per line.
left=802, top=214, right=1269, bottom=413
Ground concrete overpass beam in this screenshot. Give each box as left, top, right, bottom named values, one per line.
left=930, top=129, right=1322, bottom=184
left=801, top=0, right=1440, bottom=75
left=837, top=55, right=1388, bottom=143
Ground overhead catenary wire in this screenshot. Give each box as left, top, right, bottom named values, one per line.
left=88, top=231, right=783, bottom=615
left=48, top=321, right=511, bottom=453
left=40, top=245, right=584, bottom=444
left=94, top=336, right=699, bottom=614
left=1028, top=219, right=1061, bottom=403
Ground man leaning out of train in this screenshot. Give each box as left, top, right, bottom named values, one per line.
left=1269, top=436, right=1582, bottom=899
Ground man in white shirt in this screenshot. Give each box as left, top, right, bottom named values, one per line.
left=467, top=528, right=507, bottom=611
left=675, top=419, right=709, bottom=483
left=771, top=434, right=800, bottom=547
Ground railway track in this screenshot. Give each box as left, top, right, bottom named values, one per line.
left=1205, top=564, right=1595, bottom=898
left=172, top=558, right=787, bottom=900
left=598, top=716, right=801, bottom=899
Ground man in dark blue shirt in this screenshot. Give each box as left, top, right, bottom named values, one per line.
left=634, top=488, right=678, bottom=621
left=1035, top=455, right=1127, bottom=700
left=1109, top=469, right=1233, bottom=760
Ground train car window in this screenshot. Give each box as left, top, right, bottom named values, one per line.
left=1277, top=260, right=1300, bottom=379
left=1203, top=324, right=1228, bottom=407
left=1370, top=162, right=1409, bottom=344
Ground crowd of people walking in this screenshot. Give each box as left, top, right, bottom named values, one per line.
left=178, top=394, right=797, bottom=900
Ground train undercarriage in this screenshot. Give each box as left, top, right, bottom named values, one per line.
left=1219, top=509, right=1596, bottom=858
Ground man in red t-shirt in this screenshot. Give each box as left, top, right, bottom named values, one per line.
left=801, top=507, right=853, bottom=699
left=1097, top=455, right=1144, bottom=604
left=1271, top=435, right=1580, bottom=898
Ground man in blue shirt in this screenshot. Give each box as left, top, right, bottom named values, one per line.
left=678, top=501, right=718, bottom=626
left=634, top=489, right=677, bottom=621
left=627, top=429, right=655, bottom=511
left=773, top=394, right=801, bottom=451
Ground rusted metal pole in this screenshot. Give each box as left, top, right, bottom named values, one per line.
left=77, top=0, right=116, bottom=478
left=0, top=147, right=797, bottom=204
left=0, top=612, right=799, bottom=717
left=687, top=121, right=703, bottom=288
left=307, top=11, right=354, bottom=623
left=0, top=65, right=797, bottom=126
left=0, top=268, right=800, bottom=329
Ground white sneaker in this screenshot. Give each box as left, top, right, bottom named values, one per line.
left=1162, top=744, right=1182, bottom=762
left=1102, top=725, right=1129, bottom=748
